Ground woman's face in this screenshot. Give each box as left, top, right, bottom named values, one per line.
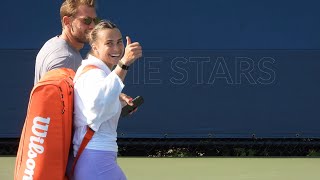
left=93, top=28, right=124, bottom=67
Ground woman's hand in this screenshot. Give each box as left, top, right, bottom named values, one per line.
left=120, top=36, right=142, bottom=66
left=119, top=93, right=138, bottom=115
left=120, top=93, right=133, bottom=107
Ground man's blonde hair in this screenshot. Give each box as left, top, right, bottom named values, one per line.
left=60, top=0, right=96, bottom=26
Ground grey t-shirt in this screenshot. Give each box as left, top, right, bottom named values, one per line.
left=34, top=36, right=83, bottom=84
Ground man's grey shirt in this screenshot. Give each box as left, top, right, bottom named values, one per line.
left=34, top=36, right=82, bottom=84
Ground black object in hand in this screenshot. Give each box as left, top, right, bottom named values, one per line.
left=121, top=96, right=144, bottom=117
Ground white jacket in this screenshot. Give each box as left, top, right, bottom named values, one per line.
left=73, top=55, right=124, bottom=156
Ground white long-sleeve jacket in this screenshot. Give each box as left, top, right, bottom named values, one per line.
left=73, top=55, right=124, bottom=156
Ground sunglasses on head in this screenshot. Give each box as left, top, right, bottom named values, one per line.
left=80, top=17, right=101, bottom=25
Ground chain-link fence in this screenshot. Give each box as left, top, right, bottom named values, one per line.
left=0, top=138, right=19, bottom=155
left=2, top=138, right=320, bottom=157
left=117, top=138, right=320, bottom=157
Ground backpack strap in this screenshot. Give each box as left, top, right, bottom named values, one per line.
left=70, top=65, right=98, bottom=177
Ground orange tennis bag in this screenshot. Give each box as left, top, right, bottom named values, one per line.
left=14, top=66, right=96, bottom=180
left=14, top=68, right=75, bottom=180
left=14, top=65, right=98, bottom=180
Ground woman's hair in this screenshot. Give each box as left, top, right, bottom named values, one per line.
left=60, top=0, right=96, bottom=25
left=87, top=20, right=118, bottom=56
left=89, top=20, right=117, bottom=45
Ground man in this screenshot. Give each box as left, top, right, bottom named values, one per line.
left=34, top=0, right=135, bottom=104
left=34, top=0, right=98, bottom=84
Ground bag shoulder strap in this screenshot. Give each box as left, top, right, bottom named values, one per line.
left=79, top=65, right=99, bottom=77
left=71, top=126, right=95, bottom=176
left=70, top=65, right=98, bottom=177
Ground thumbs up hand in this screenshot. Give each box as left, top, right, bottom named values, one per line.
left=121, top=36, right=142, bottom=66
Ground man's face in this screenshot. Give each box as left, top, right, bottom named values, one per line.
left=70, top=5, right=97, bottom=44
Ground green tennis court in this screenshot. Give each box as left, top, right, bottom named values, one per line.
left=2, top=157, right=319, bottom=180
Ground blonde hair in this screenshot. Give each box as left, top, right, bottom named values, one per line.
left=60, top=0, right=96, bottom=26
left=89, top=20, right=117, bottom=45
left=87, top=20, right=118, bottom=56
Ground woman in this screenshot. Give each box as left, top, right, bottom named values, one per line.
left=72, top=20, right=142, bottom=180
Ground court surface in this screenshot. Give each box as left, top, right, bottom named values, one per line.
left=2, top=157, right=319, bottom=180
